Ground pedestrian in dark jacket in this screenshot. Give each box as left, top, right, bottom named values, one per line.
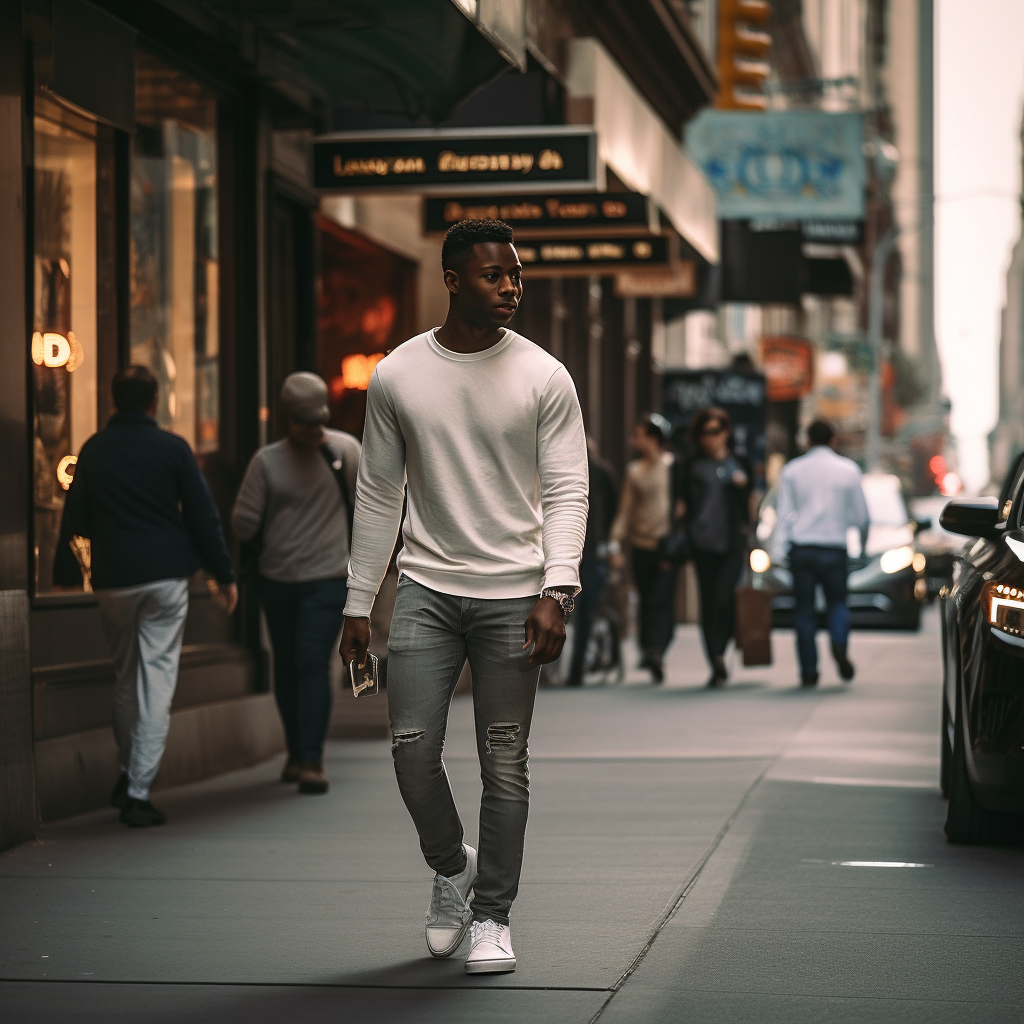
left=565, top=438, right=618, bottom=686
left=54, top=366, right=237, bottom=827
left=232, top=372, right=361, bottom=795
left=675, top=407, right=752, bottom=687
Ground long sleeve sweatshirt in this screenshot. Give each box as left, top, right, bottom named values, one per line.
left=343, top=329, right=588, bottom=618
left=231, top=429, right=361, bottom=583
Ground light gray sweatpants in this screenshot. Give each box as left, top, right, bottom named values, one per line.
left=97, top=578, right=190, bottom=801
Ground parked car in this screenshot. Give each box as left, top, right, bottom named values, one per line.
left=750, top=472, right=927, bottom=631
left=939, top=460, right=1024, bottom=843
left=910, top=494, right=965, bottom=600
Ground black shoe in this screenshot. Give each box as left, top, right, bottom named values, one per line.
left=120, top=798, right=167, bottom=828
left=648, top=658, right=664, bottom=684
left=800, top=673, right=820, bottom=688
left=110, top=772, right=129, bottom=811
left=831, top=642, right=855, bottom=682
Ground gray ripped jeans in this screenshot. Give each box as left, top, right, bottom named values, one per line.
left=387, top=576, right=541, bottom=926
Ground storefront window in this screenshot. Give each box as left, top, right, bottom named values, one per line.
left=130, top=52, right=220, bottom=454
left=32, top=101, right=98, bottom=593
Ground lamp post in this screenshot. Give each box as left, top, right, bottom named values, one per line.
left=866, top=226, right=898, bottom=472
left=863, top=138, right=899, bottom=473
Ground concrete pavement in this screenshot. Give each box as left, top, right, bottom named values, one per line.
left=3, top=609, right=1024, bottom=1022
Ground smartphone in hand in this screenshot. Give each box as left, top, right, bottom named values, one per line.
left=350, top=653, right=380, bottom=698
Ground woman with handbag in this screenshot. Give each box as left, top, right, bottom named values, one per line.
left=675, top=407, right=752, bottom=687
left=609, top=414, right=677, bottom=683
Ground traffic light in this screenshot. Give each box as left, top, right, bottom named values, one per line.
left=717, top=0, right=772, bottom=111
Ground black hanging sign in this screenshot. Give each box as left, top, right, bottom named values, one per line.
left=313, top=128, right=596, bottom=192
left=517, top=236, right=670, bottom=275
left=423, top=192, right=651, bottom=234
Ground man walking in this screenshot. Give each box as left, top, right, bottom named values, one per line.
left=232, top=372, right=360, bottom=795
left=772, top=419, right=869, bottom=686
left=54, top=366, right=237, bottom=826
left=339, top=219, right=587, bottom=974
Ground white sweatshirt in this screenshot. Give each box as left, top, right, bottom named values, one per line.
left=343, top=328, right=588, bottom=618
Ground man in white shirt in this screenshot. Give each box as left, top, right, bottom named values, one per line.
left=772, top=419, right=869, bottom=686
left=339, top=220, right=588, bottom=974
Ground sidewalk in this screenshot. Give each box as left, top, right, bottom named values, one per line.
left=6, top=612, right=1020, bottom=1023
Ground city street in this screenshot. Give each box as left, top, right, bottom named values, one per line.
left=3, top=609, right=1022, bottom=1023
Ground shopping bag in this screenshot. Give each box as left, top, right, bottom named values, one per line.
left=734, top=584, right=772, bottom=666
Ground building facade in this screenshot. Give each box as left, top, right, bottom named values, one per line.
left=0, top=0, right=720, bottom=850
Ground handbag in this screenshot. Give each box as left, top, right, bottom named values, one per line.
left=734, top=580, right=773, bottom=666
left=656, top=523, right=692, bottom=565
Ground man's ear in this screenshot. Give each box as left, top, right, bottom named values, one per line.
left=443, top=268, right=459, bottom=295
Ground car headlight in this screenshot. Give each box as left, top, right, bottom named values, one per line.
left=985, top=582, right=1024, bottom=639
left=750, top=548, right=771, bottom=573
left=880, top=545, right=915, bottom=574
left=912, top=552, right=926, bottom=573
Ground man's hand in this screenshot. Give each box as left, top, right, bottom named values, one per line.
left=210, top=581, right=238, bottom=615
left=523, top=596, right=566, bottom=665
left=340, top=616, right=371, bottom=667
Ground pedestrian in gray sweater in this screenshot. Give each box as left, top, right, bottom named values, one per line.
left=232, top=372, right=360, bottom=794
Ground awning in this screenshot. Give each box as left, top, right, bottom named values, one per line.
left=198, top=0, right=525, bottom=122
left=565, top=38, right=718, bottom=264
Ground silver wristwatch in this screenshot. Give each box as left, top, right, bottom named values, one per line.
left=541, top=588, right=575, bottom=618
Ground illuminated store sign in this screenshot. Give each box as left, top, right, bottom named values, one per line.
left=424, top=192, right=651, bottom=234
left=313, top=128, right=596, bottom=192
left=31, top=331, right=84, bottom=370
left=517, top=235, right=670, bottom=275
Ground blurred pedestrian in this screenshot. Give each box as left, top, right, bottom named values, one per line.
left=53, top=366, right=237, bottom=828
left=675, top=407, right=752, bottom=687
left=565, top=436, right=618, bottom=687
left=339, top=220, right=587, bottom=974
left=772, top=419, right=869, bottom=686
left=610, top=413, right=675, bottom=683
left=232, top=372, right=360, bottom=795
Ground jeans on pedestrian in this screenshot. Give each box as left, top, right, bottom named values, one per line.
left=259, top=576, right=347, bottom=764
left=790, top=545, right=851, bottom=677
left=386, top=576, right=541, bottom=926
left=632, top=548, right=678, bottom=660
left=692, top=547, right=746, bottom=667
left=97, top=577, right=190, bottom=801
left=567, top=557, right=609, bottom=683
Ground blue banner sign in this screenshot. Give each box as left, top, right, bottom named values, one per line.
left=686, top=111, right=865, bottom=220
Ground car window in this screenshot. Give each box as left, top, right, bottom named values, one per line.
left=861, top=474, right=909, bottom=527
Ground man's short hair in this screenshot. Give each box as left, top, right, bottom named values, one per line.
left=807, top=419, right=835, bottom=447
left=441, top=219, right=515, bottom=272
left=112, top=365, right=158, bottom=414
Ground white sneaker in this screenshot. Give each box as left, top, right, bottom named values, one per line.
left=465, top=919, right=516, bottom=974
left=424, top=844, right=477, bottom=958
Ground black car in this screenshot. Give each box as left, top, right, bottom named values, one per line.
left=939, top=460, right=1024, bottom=843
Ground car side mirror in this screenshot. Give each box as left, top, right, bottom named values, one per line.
left=913, top=516, right=932, bottom=532
left=939, top=497, right=1000, bottom=538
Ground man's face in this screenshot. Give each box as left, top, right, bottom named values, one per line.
left=447, top=242, right=523, bottom=328
left=288, top=419, right=326, bottom=449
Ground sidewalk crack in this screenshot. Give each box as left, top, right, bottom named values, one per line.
left=587, top=764, right=770, bottom=1024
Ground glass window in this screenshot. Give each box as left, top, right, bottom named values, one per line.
left=130, top=52, right=219, bottom=453
left=32, top=103, right=98, bottom=593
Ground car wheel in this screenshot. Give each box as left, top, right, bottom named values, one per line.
left=944, top=697, right=1012, bottom=844
left=940, top=689, right=952, bottom=799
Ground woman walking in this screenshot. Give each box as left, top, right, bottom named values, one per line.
left=675, top=407, right=752, bottom=687
left=610, top=414, right=676, bottom=683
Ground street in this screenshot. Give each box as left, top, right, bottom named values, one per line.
left=3, top=609, right=1022, bottom=1023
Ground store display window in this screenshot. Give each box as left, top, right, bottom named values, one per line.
left=130, top=51, right=220, bottom=455
left=317, top=218, right=416, bottom=437
left=31, top=99, right=100, bottom=593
